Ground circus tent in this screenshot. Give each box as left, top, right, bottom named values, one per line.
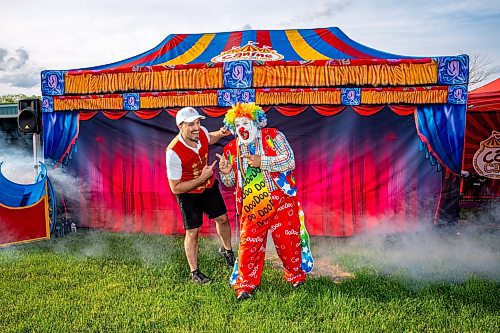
left=38, top=27, right=469, bottom=236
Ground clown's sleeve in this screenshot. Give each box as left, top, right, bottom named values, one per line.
left=220, top=145, right=236, bottom=187
left=260, top=131, right=296, bottom=172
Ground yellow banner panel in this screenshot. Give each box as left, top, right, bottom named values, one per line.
left=65, top=67, right=223, bottom=94
left=361, top=89, right=448, bottom=104
left=141, top=93, right=218, bottom=108
left=256, top=89, right=341, bottom=105
left=254, top=62, right=438, bottom=88
left=54, top=97, right=123, bottom=111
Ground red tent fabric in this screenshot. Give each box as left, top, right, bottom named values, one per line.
left=468, top=78, right=500, bottom=112
left=471, top=78, right=500, bottom=94
left=462, top=78, right=500, bottom=198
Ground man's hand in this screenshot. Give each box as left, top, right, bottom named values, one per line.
left=200, top=161, right=217, bottom=180
left=209, top=127, right=232, bottom=145
left=242, top=154, right=261, bottom=168
left=219, top=126, right=232, bottom=137
left=216, top=153, right=232, bottom=174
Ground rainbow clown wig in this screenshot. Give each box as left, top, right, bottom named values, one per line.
left=223, top=103, right=267, bottom=134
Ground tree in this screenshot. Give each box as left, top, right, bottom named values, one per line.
left=0, top=94, right=40, bottom=104
left=466, top=52, right=496, bottom=91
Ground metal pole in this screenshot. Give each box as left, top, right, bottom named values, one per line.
left=33, top=133, right=40, bottom=180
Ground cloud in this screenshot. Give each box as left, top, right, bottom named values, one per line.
left=0, top=47, right=41, bottom=89
left=0, top=48, right=29, bottom=71
left=1, top=67, right=40, bottom=89
left=307, top=0, right=353, bottom=18
left=284, top=0, right=353, bottom=26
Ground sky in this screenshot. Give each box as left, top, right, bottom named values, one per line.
left=0, top=0, right=499, bottom=96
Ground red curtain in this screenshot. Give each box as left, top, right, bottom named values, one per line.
left=73, top=106, right=439, bottom=237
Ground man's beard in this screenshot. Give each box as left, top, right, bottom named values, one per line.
left=187, top=131, right=200, bottom=143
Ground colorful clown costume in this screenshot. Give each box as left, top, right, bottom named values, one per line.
left=221, top=124, right=307, bottom=297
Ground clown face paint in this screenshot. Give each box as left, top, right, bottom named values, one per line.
left=235, top=117, right=258, bottom=144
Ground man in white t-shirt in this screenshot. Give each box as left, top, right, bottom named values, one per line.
left=166, top=107, right=235, bottom=284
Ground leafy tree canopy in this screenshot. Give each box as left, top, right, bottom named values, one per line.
left=0, top=94, right=41, bottom=104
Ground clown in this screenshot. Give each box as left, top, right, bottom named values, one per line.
left=217, top=103, right=309, bottom=301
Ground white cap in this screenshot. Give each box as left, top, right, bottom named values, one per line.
left=176, top=107, right=205, bottom=126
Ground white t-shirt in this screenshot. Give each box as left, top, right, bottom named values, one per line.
left=166, top=126, right=209, bottom=180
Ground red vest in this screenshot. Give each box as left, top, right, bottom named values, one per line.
left=223, top=128, right=294, bottom=213
left=167, top=129, right=214, bottom=194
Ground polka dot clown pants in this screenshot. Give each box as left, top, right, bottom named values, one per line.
left=234, top=189, right=306, bottom=295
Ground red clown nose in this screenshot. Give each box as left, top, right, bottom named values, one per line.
left=238, top=126, right=249, bottom=140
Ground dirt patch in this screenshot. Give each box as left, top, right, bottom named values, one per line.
left=266, top=254, right=354, bottom=283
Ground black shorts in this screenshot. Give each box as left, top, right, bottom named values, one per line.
left=176, top=180, right=228, bottom=230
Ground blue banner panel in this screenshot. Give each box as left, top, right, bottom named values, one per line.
left=41, top=70, right=66, bottom=96
left=223, top=61, right=253, bottom=88
left=437, top=55, right=469, bottom=85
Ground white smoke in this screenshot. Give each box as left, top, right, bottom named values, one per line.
left=0, top=129, right=87, bottom=230
left=312, top=211, right=500, bottom=283
left=0, top=130, right=33, bottom=184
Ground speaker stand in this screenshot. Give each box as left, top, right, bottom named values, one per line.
left=33, top=133, right=41, bottom=180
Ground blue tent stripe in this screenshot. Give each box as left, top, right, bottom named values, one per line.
left=189, top=32, right=231, bottom=64
left=83, top=35, right=177, bottom=70
left=297, top=28, right=353, bottom=59
left=269, top=30, right=302, bottom=60
left=330, top=28, right=411, bottom=59
left=153, top=34, right=207, bottom=64
left=241, top=30, right=257, bottom=46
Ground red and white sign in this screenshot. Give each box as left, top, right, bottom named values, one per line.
left=473, top=130, right=500, bottom=179
left=211, top=41, right=284, bottom=63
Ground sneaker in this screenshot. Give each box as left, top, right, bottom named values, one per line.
left=292, top=281, right=305, bottom=288
left=236, top=291, right=252, bottom=301
left=218, top=247, right=235, bottom=267
left=190, top=269, right=211, bottom=284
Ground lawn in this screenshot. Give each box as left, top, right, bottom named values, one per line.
left=0, top=229, right=498, bottom=333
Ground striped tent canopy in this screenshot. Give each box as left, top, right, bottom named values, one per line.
left=86, top=27, right=410, bottom=70
left=41, top=26, right=469, bottom=112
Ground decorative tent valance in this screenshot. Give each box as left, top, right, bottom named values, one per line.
left=41, top=56, right=467, bottom=111
left=45, top=86, right=452, bottom=112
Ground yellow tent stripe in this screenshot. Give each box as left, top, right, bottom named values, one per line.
left=285, top=30, right=330, bottom=60
left=163, top=34, right=216, bottom=65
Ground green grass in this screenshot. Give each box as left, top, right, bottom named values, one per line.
left=1, top=230, right=499, bottom=333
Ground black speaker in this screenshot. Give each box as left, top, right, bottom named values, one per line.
left=18, top=98, right=42, bottom=134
